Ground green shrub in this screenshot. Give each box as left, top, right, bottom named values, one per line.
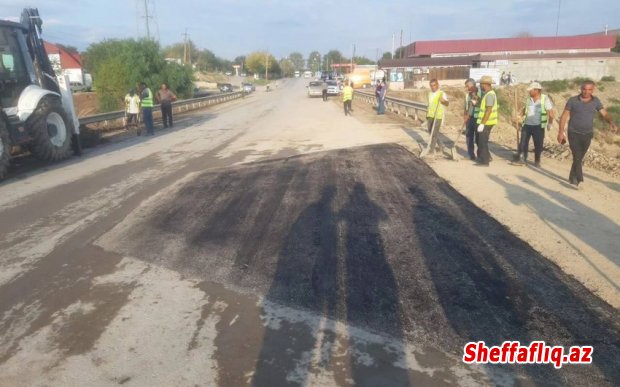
left=601, top=75, right=616, bottom=82
left=541, top=80, right=569, bottom=93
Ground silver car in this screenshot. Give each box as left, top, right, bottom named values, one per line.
left=307, top=81, right=323, bottom=98
left=326, top=81, right=340, bottom=96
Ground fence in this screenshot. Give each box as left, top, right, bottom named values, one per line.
left=354, top=90, right=428, bottom=120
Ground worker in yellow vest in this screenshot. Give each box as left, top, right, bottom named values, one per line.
left=426, top=79, right=449, bottom=154
left=342, top=80, right=353, bottom=116
left=139, top=82, right=155, bottom=136
left=513, top=82, right=555, bottom=167
left=475, top=76, right=499, bottom=166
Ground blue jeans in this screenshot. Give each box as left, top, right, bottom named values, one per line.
left=378, top=97, right=385, bottom=114
left=142, top=107, right=154, bottom=134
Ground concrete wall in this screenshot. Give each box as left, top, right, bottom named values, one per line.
left=483, top=57, right=620, bottom=83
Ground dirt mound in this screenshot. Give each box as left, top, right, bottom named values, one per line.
left=72, top=92, right=99, bottom=117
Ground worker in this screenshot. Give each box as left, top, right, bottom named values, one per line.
left=463, top=78, right=481, bottom=160
left=124, top=88, right=141, bottom=133
left=342, top=80, right=353, bottom=116
left=558, top=80, right=618, bottom=188
left=139, top=82, right=155, bottom=136
left=475, top=75, right=498, bottom=166
left=156, top=83, right=177, bottom=128
left=426, top=79, right=449, bottom=154
left=322, top=79, right=328, bottom=101
left=513, top=82, right=555, bottom=167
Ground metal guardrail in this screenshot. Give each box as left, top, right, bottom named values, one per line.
left=78, top=91, right=245, bottom=127
left=354, top=90, right=428, bottom=120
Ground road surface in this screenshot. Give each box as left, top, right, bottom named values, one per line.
left=0, top=79, right=618, bottom=386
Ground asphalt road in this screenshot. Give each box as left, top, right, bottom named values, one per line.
left=0, top=79, right=618, bottom=386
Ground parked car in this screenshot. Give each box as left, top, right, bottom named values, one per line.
left=240, top=72, right=247, bottom=77
left=326, top=80, right=340, bottom=95
left=219, top=83, right=233, bottom=92
left=225, top=71, right=232, bottom=76
left=307, top=81, right=323, bottom=98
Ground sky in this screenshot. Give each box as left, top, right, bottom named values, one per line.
left=2, top=0, right=619, bottom=60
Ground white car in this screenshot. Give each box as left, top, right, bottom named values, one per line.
left=326, top=81, right=340, bottom=95
left=225, top=71, right=232, bottom=76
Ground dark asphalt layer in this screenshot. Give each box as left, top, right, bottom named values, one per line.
left=105, top=143, right=620, bottom=386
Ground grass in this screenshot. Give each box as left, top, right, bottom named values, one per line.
left=540, top=79, right=570, bottom=93
left=601, top=75, right=616, bottom=82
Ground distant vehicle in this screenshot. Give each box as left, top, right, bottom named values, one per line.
left=294, top=70, right=300, bottom=78
left=225, top=71, right=232, bottom=76
left=219, top=83, right=233, bottom=92
left=347, top=65, right=377, bottom=89
left=303, top=70, right=312, bottom=78
left=307, top=81, right=323, bottom=98
left=314, top=71, right=322, bottom=79
left=326, top=80, right=340, bottom=95
left=240, top=72, right=247, bottom=77
left=242, top=83, right=255, bottom=93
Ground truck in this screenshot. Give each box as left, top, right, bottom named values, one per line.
left=346, top=65, right=380, bottom=89
left=0, top=8, right=81, bottom=179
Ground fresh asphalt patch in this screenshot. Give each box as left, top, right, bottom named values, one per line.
left=102, top=143, right=619, bottom=385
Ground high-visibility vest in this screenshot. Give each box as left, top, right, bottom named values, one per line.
left=522, top=94, right=549, bottom=129
left=343, top=86, right=353, bottom=101
left=465, top=90, right=482, bottom=118
left=477, top=90, right=499, bottom=126
left=427, top=91, right=445, bottom=119
left=141, top=88, right=154, bottom=108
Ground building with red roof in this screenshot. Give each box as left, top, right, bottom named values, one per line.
left=44, top=41, right=90, bottom=90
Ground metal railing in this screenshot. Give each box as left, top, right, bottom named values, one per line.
left=354, top=90, right=428, bottom=120
left=78, top=91, right=245, bottom=128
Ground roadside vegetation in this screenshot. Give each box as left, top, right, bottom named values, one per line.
left=83, top=39, right=194, bottom=112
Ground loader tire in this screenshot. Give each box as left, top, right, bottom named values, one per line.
left=28, top=97, right=72, bottom=161
left=0, top=119, right=10, bottom=180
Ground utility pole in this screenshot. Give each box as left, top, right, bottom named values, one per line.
left=400, top=29, right=403, bottom=59
left=392, top=33, right=395, bottom=59
left=265, top=53, right=269, bottom=81
left=350, top=43, right=355, bottom=73
left=182, top=29, right=190, bottom=64
left=143, top=0, right=151, bottom=39
left=555, top=0, right=562, bottom=36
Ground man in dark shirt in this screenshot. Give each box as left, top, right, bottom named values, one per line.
left=558, top=80, right=618, bottom=188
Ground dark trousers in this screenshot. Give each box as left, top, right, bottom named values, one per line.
left=519, top=124, right=544, bottom=162
left=344, top=100, right=352, bottom=115
left=142, top=107, right=154, bottom=135
left=377, top=97, right=385, bottom=114
left=466, top=116, right=478, bottom=160
left=161, top=102, right=173, bottom=127
left=476, top=125, right=494, bottom=164
left=322, top=90, right=327, bottom=101
left=568, top=131, right=593, bottom=184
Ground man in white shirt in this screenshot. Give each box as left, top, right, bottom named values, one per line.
left=124, top=89, right=141, bottom=132
left=514, top=82, right=555, bottom=167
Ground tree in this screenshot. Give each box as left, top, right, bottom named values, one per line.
left=279, top=59, right=295, bottom=77
left=288, top=52, right=304, bottom=71
left=324, top=50, right=345, bottom=67
left=381, top=51, right=393, bottom=60
left=234, top=55, right=247, bottom=70
left=245, top=51, right=279, bottom=77
left=393, top=46, right=407, bottom=59
left=353, top=56, right=376, bottom=65
left=307, top=51, right=321, bottom=72
left=84, top=39, right=194, bottom=112
left=613, top=34, right=620, bottom=53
